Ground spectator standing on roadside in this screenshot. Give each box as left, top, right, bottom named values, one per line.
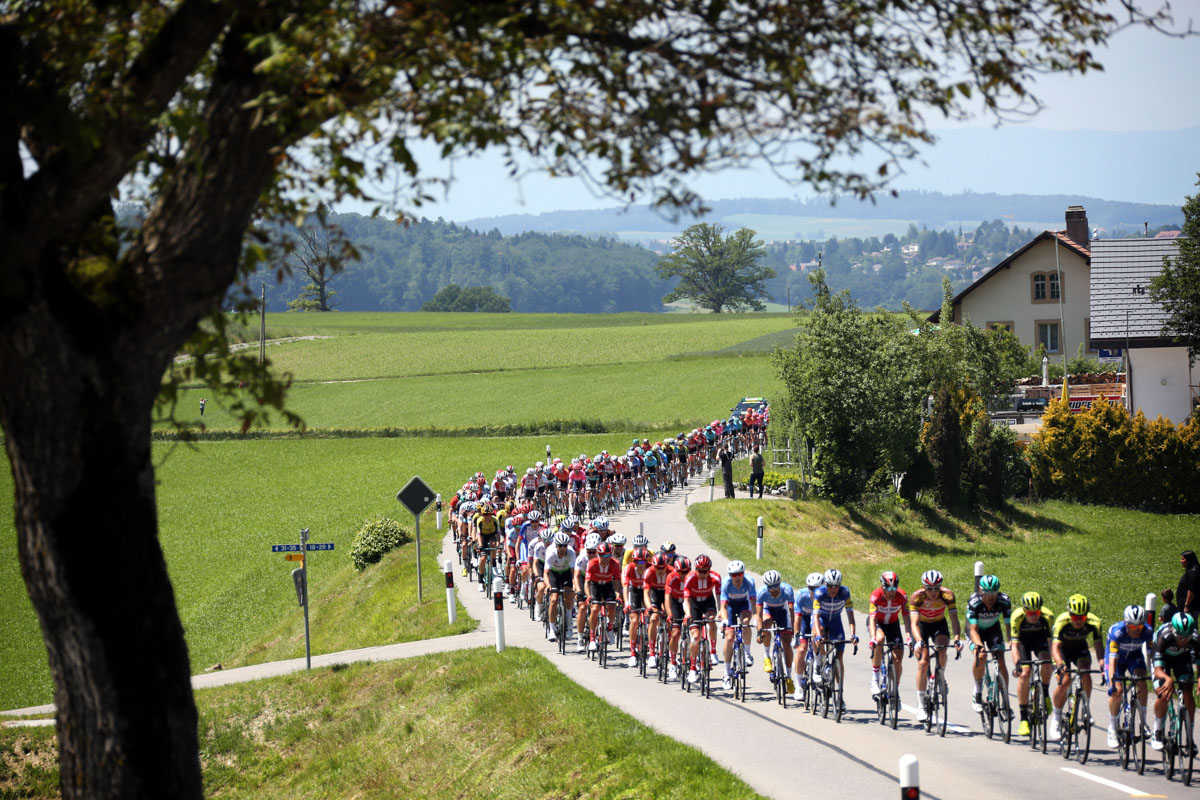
left=1177, top=551, right=1200, bottom=618
left=718, top=446, right=734, bottom=498
left=199, top=397, right=206, bottom=417
left=749, top=446, right=765, bottom=499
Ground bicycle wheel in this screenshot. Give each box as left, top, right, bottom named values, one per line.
left=923, top=686, right=934, bottom=733
left=638, top=623, right=648, bottom=678
left=1075, top=693, right=1090, bottom=765
left=1000, top=677, right=1012, bottom=744
left=658, top=625, right=669, bottom=683
left=1117, top=698, right=1129, bottom=770
left=877, top=674, right=888, bottom=726
left=936, top=677, right=949, bottom=737
left=1060, top=690, right=1075, bottom=760
left=557, top=601, right=567, bottom=656
left=1131, top=695, right=1145, bottom=775
left=888, top=666, right=900, bottom=730
left=1182, top=715, right=1194, bottom=786
left=777, top=645, right=787, bottom=708
left=736, top=644, right=747, bottom=702
left=599, top=618, right=608, bottom=669
left=982, top=676, right=995, bottom=740
left=1165, top=720, right=1176, bottom=781
left=700, top=638, right=711, bottom=698
left=834, top=659, right=845, bottom=723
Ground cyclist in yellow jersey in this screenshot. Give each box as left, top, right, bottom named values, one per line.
left=908, top=569, right=961, bottom=722
left=1010, top=592, right=1054, bottom=737
left=1048, top=593, right=1105, bottom=741
left=624, top=532, right=651, bottom=569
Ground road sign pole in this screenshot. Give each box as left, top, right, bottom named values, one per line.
left=415, top=513, right=423, bottom=602
left=444, top=559, right=457, bottom=625
left=756, top=516, right=764, bottom=561
left=436, top=494, right=443, bottom=531
left=397, top=476, right=437, bottom=605
left=300, top=528, right=311, bottom=671
left=494, top=577, right=506, bottom=652
left=974, top=560, right=984, bottom=596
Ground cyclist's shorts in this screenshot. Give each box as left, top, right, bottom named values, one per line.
left=820, top=617, right=846, bottom=653
left=648, top=588, right=667, bottom=611
left=588, top=476, right=599, bottom=486
left=975, top=625, right=1006, bottom=652
left=627, top=589, right=646, bottom=612
left=764, top=605, right=791, bottom=633
left=480, top=533, right=501, bottom=551
left=689, top=595, right=717, bottom=627
left=558, top=478, right=569, bottom=489
left=492, top=489, right=507, bottom=502
left=877, top=620, right=903, bottom=647
left=1112, top=653, right=1147, bottom=678
left=669, top=597, right=687, bottom=627
left=724, top=599, right=751, bottom=626
left=1059, top=641, right=1093, bottom=667
left=547, top=570, right=572, bottom=593
left=1153, top=653, right=1195, bottom=684
left=796, top=614, right=813, bottom=637
left=919, top=619, right=950, bottom=644
left=588, top=581, right=616, bottom=604
left=571, top=479, right=585, bottom=491
left=1017, top=632, right=1050, bottom=657
left=505, top=544, right=517, bottom=559
left=523, top=489, right=536, bottom=500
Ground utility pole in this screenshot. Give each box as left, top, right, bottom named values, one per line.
left=259, top=282, right=266, bottom=373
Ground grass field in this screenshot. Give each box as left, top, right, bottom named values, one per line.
left=687, top=498, right=1200, bottom=625
left=0, top=648, right=765, bottom=799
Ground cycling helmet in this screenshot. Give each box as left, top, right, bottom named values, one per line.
left=675, top=556, right=692, bottom=573
left=978, top=575, right=1000, bottom=593
left=823, top=568, right=842, bottom=587
left=652, top=553, right=671, bottom=570
left=1171, top=612, right=1196, bottom=637
left=632, top=533, right=649, bottom=548
left=1124, top=605, right=1147, bottom=626
left=806, top=572, right=824, bottom=588
left=763, top=570, right=782, bottom=587
left=695, top=554, right=713, bottom=571
left=584, top=533, right=601, bottom=550
left=510, top=514, right=524, bottom=526
left=727, top=560, right=746, bottom=575
left=660, top=541, right=676, bottom=554
left=1021, top=591, right=1042, bottom=611
left=1068, top=594, right=1090, bottom=616
left=565, top=515, right=579, bottom=529
left=527, top=510, right=541, bottom=522
left=526, top=467, right=535, bottom=475
left=552, top=532, right=571, bottom=546
left=632, top=546, right=650, bottom=562
left=921, top=569, right=944, bottom=588
left=593, top=516, right=610, bottom=531
left=597, top=543, right=613, bottom=558
left=880, top=571, right=899, bottom=589
left=539, top=529, right=553, bottom=543
left=560, top=518, right=574, bottom=532
left=506, top=465, right=515, bottom=473
left=608, top=532, right=626, bottom=547
left=535, top=461, right=543, bottom=469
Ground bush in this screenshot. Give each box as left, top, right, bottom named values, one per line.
left=351, top=515, right=413, bottom=571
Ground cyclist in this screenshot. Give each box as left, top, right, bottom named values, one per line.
left=813, top=568, right=857, bottom=710
left=755, top=569, right=796, bottom=694
left=1048, top=593, right=1105, bottom=741
left=584, top=542, right=620, bottom=654
left=513, top=509, right=543, bottom=597
left=665, top=556, right=692, bottom=681
left=530, top=528, right=553, bottom=616
left=792, top=571, right=823, bottom=701
left=520, top=467, right=538, bottom=502
left=720, top=560, right=757, bottom=691
left=909, top=569, right=961, bottom=722
left=543, top=532, right=576, bottom=643
left=967, top=574, right=1012, bottom=713
left=622, top=546, right=651, bottom=668
left=1150, top=611, right=1197, bottom=752
left=573, top=533, right=601, bottom=652
left=868, top=571, right=913, bottom=698
left=684, top=554, right=722, bottom=685
left=473, top=501, right=503, bottom=591
left=1105, top=604, right=1152, bottom=748
left=623, top=533, right=651, bottom=569
left=642, top=552, right=672, bottom=671
left=1011, top=591, right=1055, bottom=738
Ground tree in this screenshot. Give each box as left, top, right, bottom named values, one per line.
left=286, top=217, right=353, bottom=312
left=421, top=283, right=512, bottom=312
left=657, top=224, right=774, bottom=312
left=1, top=2, right=1178, bottom=796
left=1151, top=174, right=1200, bottom=364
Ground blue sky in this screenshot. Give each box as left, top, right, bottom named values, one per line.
left=339, top=20, right=1200, bottom=221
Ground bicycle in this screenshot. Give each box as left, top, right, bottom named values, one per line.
left=762, top=625, right=789, bottom=708
left=726, top=622, right=754, bottom=702
left=1018, top=658, right=1054, bottom=753
left=921, top=641, right=960, bottom=737
left=814, top=638, right=855, bottom=722
left=796, top=634, right=816, bottom=711
left=477, top=546, right=500, bottom=598
left=628, top=608, right=649, bottom=678
left=1058, top=667, right=1104, bottom=764
left=1111, top=675, right=1147, bottom=774
left=978, top=644, right=1013, bottom=743
left=1160, top=680, right=1195, bottom=785
left=684, top=616, right=716, bottom=698
left=594, top=601, right=613, bottom=669
left=553, top=589, right=570, bottom=656
left=871, top=639, right=907, bottom=729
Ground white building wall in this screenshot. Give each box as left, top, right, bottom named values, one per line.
left=1128, top=347, right=1194, bottom=423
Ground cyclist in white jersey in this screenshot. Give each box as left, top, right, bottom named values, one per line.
left=543, top=533, right=576, bottom=642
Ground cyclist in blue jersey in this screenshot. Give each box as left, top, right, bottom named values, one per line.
left=1105, top=605, right=1152, bottom=747
left=813, top=568, right=858, bottom=705
left=792, top=572, right=824, bottom=700
left=966, top=574, right=1012, bottom=713
left=720, top=561, right=756, bottom=691
left=755, top=570, right=796, bottom=694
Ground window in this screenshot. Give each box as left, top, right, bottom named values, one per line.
left=1031, top=271, right=1065, bottom=304
left=1037, top=321, right=1060, bottom=353
left=1049, top=272, right=1060, bottom=300
left=1033, top=274, right=1046, bottom=300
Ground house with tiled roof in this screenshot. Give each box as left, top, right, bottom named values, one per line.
left=929, top=207, right=1096, bottom=357
left=1090, top=237, right=1195, bottom=422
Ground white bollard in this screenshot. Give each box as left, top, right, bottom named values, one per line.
left=444, top=559, right=456, bottom=625
left=709, top=476, right=714, bottom=502
left=436, top=494, right=443, bottom=530
left=974, top=561, right=984, bottom=595
left=756, top=516, right=764, bottom=561
left=899, top=754, right=919, bottom=799
left=639, top=521, right=644, bottom=539
left=1147, top=592, right=1158, bottom=628
left=493, top=577, right=506, bottom=653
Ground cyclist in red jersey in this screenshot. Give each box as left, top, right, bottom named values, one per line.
left=642, top=553, right=671, bottom=671
left=585, top=542, right=621, bottom=653
left=683, top=554, right=722, bottom=685
left=623, top=546, right=651, bottom=668
left=664, top=556, right=692, bottom=681
left=868, top=571, right=914, bottom=697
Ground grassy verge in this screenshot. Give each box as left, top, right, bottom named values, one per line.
left=687, top=498, right=1200, bottom=625
left=0, top=649, right=765, bottom=800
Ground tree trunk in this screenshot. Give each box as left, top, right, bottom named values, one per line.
left=0, top=300, right=202, bottom=799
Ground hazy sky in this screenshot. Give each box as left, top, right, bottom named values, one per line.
left=339, top=19, right=1200, bottom=221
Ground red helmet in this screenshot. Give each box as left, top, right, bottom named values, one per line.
left=597, top=543, right=613, bottom=557
left=694, top=554, right=712, bottom=571
left=675, top=556, right=692, bottom=573
left=632, top=546, right=650, bottom=562
left=880, top=571, right=900, bottom=589
left=652, top=553, right=671, bottom=569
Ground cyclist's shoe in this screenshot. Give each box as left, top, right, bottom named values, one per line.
left=786, top=677, right=796, bottom=694
left=870, top=676, right=881, bottom=696
left=1048, top=714, right=1061, bottom=741
left=566, top=627, right=577, bottom=640
left=607, top=629, right=616, bottom=645
left=722, top=675, right=733, bottom=691
left=647, top=655, right=657, bottom=670
left=477, top=582, right=484, bottom=592
left=1151, top=730, right=1164, bottom=751
left=587, top=639, right=598, bottom=653
left=763, top=656, right=773, bottom=674
left=627, top=656, right=638, bottom=668
left=576, top=640, right=587, bottom=653
left=1018, top=720, right=1031, bottom=737
left=1107, top=725, right=1119, bottom=748
left=812, top=671, right=823, bottom=686
left=461, top=566, right=468, bottom=577
left=547, top=629, right=557, bottom=642
left=916, top=703, right=928, bottom=723
left=668, top=663, right=679, bottom=681
left=745, top=652, right=753, bottom=667
left=687, top=669, right=699, bottom=684
left=971, top=694, right=983, bottom=713
left=709, top=652, right=720, bottom=667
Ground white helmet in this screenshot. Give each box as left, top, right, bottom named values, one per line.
left=608, top=532, right=626, bottom=546
left=806, top=572, right=824, bottom=588
left=727, top=560, right=746, bottom=575
left=632, top=533, right=649, bottom=548
left=552, top=532, right=571, bottom=546
left=536, top=461, right=544, bottom=469
left=527, top=510, right=541, bottom=521
left=823, top=568, right=842, bottom=587
left=592, top=516, right=610, bottom=531
left=921, top=569, right=944, bottom=588
left=1124, top=605, right=1147, bottom=626
left=526, top=467, right=535, bottom=475
left=584, top=533, right=601, bottom=550
left=763, top=570, right=782, bottom=587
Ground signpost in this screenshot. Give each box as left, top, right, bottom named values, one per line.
left=397, top=476, right=436, bottom=601
left=271, top=529, right=335, bottom=670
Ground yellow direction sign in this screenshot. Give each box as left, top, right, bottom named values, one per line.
left=284, top=553, right=305, bottom=562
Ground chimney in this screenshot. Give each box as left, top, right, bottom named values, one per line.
left=1065, top=205, right=1089, bottom=248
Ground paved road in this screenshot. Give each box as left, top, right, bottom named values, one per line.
left=444, top=478, right=1187, bottom=800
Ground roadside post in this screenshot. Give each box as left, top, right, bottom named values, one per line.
left=546, top=444, right=552, bottom=462
left=709, top=475, right=714, bottom=502
left=272, top=528, right=335, bottom=670
left=639, top=521, right=644, bottom=540
left=974, top=561, right=984, bottom=595
left=494, top=577, right=506, bottom=652
left=756, top=516, right=764, bottom=561
left=1146, top=592, right=1157, bottom=628
left=444, top=559, right=457, bottom=624
left=899, top=754, right=919, bottom=798
left=436, top=494, right=443, bottom=530
left=397, top=476, right=437, bottom=601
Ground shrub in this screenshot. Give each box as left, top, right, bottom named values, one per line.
left=351, top=515, right=413, bottom=571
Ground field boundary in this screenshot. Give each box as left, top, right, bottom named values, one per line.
left=150, top=418, right=696, bottom=441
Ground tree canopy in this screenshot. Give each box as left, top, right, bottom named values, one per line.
left=1, top=1, right=1181, bottom=797
left=656, top=224, right=774, bottom=312
left=421, top=283, right=512, bottom=313
left=1151, top=174, right=1200, bottom=365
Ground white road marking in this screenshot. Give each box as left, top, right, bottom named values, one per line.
left=900, top=704, right=972, bottom=734
left=1060, top=767, right=1166, bottom=797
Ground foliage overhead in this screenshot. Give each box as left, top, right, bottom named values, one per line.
left=656, top=224, right=774, bottom=312
left=1150, top=174, right=1200, bottom=365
